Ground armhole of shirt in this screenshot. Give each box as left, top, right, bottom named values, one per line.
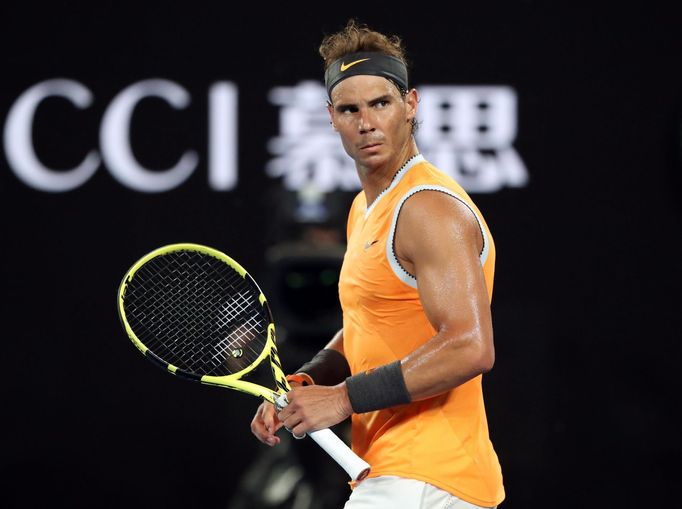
left=387, top=185, right=491, bottom=289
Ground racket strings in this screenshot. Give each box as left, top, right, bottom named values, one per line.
left=123, top=250, right=270, bottom=376
left=134, top=255, right=265, bottom=374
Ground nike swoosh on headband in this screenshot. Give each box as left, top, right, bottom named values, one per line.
left=325, top=52, right=408, bottom=98
left=340, top=58, right=371, bottom=71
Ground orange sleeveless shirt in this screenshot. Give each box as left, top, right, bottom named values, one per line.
left=338, top=154, right=505, bottom=507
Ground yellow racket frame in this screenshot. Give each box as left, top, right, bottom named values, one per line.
left=117, top=242, right=290, bottom=404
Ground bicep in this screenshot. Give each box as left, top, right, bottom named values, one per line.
left=395, top=191, right=491, bottom=336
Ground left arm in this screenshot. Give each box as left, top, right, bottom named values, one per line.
left=395, top=190, right=494, bottom=400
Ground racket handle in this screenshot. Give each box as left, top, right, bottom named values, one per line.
left=274, top=393, right=371, bottom=481
left=308, top=428, right=371, bottom=481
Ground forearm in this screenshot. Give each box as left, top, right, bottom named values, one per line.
left=291, top=329, right=350, bottom=386
left=401, top=326, right=494, bottom=401
left=345, top=325, right=493, bottom=413
left=279, top=329, right=353, bottom=432
left=323, top=328, right=344, bottom=354
left=290, top=324, right=493, bottom=417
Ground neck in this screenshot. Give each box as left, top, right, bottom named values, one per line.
left=358, top=138, right=419, bottom=206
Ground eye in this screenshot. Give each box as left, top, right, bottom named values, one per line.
left=338, top=105, right=357, bottom=114
left=374, top=100, right=389, bottom=109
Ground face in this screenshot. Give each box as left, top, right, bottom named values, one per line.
left=327, top=75, right=417, bottom=171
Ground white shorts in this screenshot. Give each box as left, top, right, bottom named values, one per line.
left=343, top=476, right=496, bottom=509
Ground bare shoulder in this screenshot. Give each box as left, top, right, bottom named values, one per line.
left=398, top=189, right=481, bottom=241
left=395, top=190, right=483, bottom=270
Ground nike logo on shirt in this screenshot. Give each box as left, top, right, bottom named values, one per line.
left=364, top=240, right=379, bottom=251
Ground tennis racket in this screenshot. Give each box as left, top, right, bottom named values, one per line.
left=117, top=242, right=370, bottom=481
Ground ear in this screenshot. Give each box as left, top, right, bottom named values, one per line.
left=405, top=88, right=418, bottom=123
left=326, top=102, right=337, bottom=130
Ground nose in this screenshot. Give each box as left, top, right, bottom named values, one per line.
left=358, top=109, right=375, bottom=134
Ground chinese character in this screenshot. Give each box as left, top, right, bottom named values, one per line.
left=416, top=86, right=529, bottom=193
left=266, top=82, right=528, bottom=194
left=266, top=81, right=360, bottom=193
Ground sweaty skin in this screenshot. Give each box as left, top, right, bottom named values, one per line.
left=251, top=75, right=494, bottom=443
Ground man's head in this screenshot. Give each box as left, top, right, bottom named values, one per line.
left=319, top=19, right=409, bottom=98
left=320, top=20, right=419, bottom=170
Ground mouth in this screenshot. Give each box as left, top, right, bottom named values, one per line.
left=360, top=142, right=382, bottom=150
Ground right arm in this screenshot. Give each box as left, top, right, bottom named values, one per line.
left=305, top=328, right=345, bottom=368
left=325, top=328, right=344, bottom=353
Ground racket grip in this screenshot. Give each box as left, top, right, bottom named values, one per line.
left=308, top=428, right=371, bottom=481
left=274, top=393, right=371, bottom=481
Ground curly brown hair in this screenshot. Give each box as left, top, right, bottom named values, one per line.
left=318, top=19, right=408, bottom=71
left=319, top=19, right=419, bottom=133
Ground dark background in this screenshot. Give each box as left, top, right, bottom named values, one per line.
left=1, top=2, right=680, bottom=508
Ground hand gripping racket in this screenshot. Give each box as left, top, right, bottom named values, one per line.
left=117, top=243, right=370, bottom=481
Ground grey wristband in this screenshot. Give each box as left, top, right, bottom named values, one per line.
left=345, top=361, right=412, bottom=414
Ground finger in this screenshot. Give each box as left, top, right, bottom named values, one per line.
left=251, top=404, right=281, bottom=445
left=250, top=417, right=270, bottom=444
left=262, top=432, right=280, bottom=446
left=251, top=410, right=270, bottom=437
left=263, top=404, right=280, bottom=433
left=281, top=413, right=303, bottom=434
left=291, top=423, right=308, bottom=439
left=277, top=405, right=293, bottom=423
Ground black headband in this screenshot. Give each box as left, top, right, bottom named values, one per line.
left=324, top=51, right=408, bottom=99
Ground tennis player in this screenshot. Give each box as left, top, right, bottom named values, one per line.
left=252, top=19, right=505, bottom=508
